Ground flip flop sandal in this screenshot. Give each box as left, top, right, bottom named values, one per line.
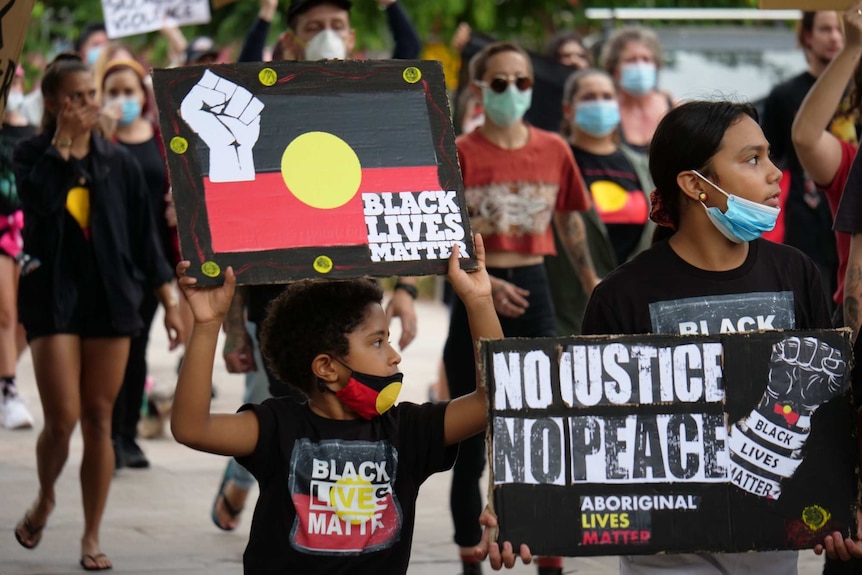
left=14, top=512, right=44, bottom=550
left=80, top=553, right=112, bottom=571
left=211, top=475, right=244, bottom=532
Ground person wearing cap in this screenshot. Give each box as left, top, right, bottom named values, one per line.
left=237, top=0, right=420, bottom=63
left=0, top=64, right=37, bottom=431
left=210, top=0, right=422, bottom=534
left=185, top=36, right=221, bottom=66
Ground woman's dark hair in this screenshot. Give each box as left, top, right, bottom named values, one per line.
left=260, top=279, right=384, bottom=395
left=560, top=68, right=615, bottom=138
left=649, top=100, right=758, bottom=240
left=40, top=53, right=90, bottom=135
left=545, top=31, right=591, bottom=66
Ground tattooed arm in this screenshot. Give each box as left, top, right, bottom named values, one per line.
left=554, top=210, right=600, bottom=296
left=845, top=233, right=862, bottom=340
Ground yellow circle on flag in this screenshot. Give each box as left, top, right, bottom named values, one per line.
left=259, top=68, right=277, bottom=86
left=590, top=180, right=628, bottom=213
left=281, top=132, right=361, bottom=209
left=402, top=66, right=421, bottom=84
left=170, top=137, right=188, bottom=154
left=313, top=255, right=333, bottom=274
left=201, top=261, right=221, bottom=277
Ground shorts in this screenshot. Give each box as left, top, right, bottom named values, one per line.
left=24, top=262, right=136, bottom=342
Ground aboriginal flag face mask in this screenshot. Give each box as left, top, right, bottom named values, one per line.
left=328, top=360, right=403, bottom=420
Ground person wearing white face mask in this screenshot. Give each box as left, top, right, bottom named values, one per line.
left=0, top=64, right=36, bottom=431
left=211, top=0, right=423, bottom=534
left=445, top=41, right=595, bottom=575
left=545, top=69, right=655, bottom=337
left=101, top=59, right=180, bottom=472
left=280, top=0, right=356, bottom=61
left=600, top=26, right=676, bottom=156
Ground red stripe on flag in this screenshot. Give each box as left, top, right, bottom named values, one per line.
left=203, top=166, right=440, bottom=253
left=358, top=166, right=440, bottom=193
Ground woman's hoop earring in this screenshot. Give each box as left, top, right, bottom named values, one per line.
left=698, top=191, right=708, bottom=202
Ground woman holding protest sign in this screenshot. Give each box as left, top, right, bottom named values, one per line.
left=11, top=53, right=183, bottom=571
left=580, top=100, right=834, bottom=574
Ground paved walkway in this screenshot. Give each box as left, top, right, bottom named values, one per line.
left=1, top=298, right=827, bottom=574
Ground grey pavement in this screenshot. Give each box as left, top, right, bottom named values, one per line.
left=1, top=297, right=827, bottom=574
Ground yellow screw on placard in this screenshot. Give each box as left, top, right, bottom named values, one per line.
left=259, top=68, right=278, bottom=86
left=170, top=137, right=188, bottom=154
left=402, top=67, right=421, bottom=84
left=313, top=256, right=333, bottom=274
left=201, top=261, right=221, bottom=277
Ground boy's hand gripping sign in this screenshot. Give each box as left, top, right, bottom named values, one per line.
left=153, top=61, right=475, bottom=285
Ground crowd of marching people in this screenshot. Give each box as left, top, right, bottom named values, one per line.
left=4, top=0, right=862, bottom=573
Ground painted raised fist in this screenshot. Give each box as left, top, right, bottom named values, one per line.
left=180, top=70, right=264, bottom=182
left=761, top=336, right=846, bottom=425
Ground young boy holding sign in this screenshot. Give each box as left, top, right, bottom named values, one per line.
left=171, top=234, right=526, bottom=573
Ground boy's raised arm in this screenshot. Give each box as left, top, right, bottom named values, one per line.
left=172, top=262, right=260, bottom=457
left=443, top=234, right=501, bottom=445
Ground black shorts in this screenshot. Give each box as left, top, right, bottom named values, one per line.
left=24, top=265, right=135, bottom=342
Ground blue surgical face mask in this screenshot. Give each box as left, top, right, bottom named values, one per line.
left=692, top=170, right=780, bottom=243
left=110, top=97, right=141, bottom=126
left=480, top=84, right=532, bottom=128
left=574, top=100, right=620, bottom=137
left=86, top=45, right=103, bottom=68
left=620, top=62, right=657, bottom=96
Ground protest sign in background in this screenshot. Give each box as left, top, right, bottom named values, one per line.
left=0, top=0, right=35, bottom=112
left=153, top=60, right=475, bottom=286
left=101, top=0, right=211, bottom=39
left=481, top=330, right=857, bottom=556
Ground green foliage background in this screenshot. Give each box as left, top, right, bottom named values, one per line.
left=25, top=0, right=768, bottom=69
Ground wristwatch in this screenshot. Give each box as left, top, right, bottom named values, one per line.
left=52, top=136, right=72, bottom=149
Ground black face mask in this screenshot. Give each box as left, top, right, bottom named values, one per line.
left=324, top=361, right=403, bottom=420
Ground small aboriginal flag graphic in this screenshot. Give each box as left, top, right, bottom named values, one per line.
left=289, top=438, right=402, bottom=555
left=153, top=60, right=475, bottom=285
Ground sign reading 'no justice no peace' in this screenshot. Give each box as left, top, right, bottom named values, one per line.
left=481, top=330, right=857, bottom=556
left=153, top=60, right=476, bottom=285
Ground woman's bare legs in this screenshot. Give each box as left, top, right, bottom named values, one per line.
left=0, top=256, right=20, bottom=375
left=78, top=337, right=130, bottom=569
left=15, top=335, right=83, bottom=545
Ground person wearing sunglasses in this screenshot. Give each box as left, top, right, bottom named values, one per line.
left=444, top=41, right=595, bottom=575
left=545, top=68, right=655, bottom=337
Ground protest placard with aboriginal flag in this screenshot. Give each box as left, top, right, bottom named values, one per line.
left=152, top=60, right=475, bottom=285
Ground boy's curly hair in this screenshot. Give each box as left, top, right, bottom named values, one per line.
left=259, top=279, right=383, bottom=395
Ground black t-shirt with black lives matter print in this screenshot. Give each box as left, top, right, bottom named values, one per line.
left=235, top=399, right=456, bottom=574
left=581, top=238, right=832, bottom=572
